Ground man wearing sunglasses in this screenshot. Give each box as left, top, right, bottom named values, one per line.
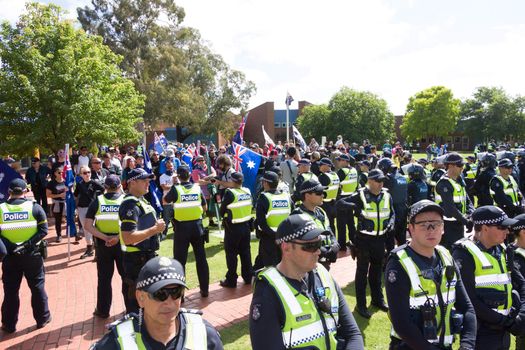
left=250, top=214, right=364, bottom=350
left=490, top=158, right=523, bottom=220
left=435, top=153, right=474, bottom=250
left=91, top=256, right=224, bottom=349
left=452, top=206, right=525, bottom=349
left=386, top=200, right=476, bottom=350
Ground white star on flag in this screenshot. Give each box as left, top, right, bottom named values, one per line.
left=247, top=160, right=256, bottom=169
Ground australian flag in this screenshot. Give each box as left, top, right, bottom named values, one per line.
left=232, top=142, right=262, bottom=197
left=63, top=145, right=77, bottom=237
left=182, top=146, right=195, bottom=171
left=0, top=159, right=22, bottom=203
left=232, top=112, right=249, bottom=145
left=285, top=92, right=294, bottom=107
left=142, top=145, right=163, bottom=214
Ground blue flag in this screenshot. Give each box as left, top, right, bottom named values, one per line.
left=232, top=142, right=262, bottom=197
left=232, top=112, right=248, bottom=145
left=0, top=159, right=22, bottom=203
left=63, top=148, right=77, bottom=237
left=182, top=147, right=195, bottom=171
left=142, top=145, right=163, bottom=214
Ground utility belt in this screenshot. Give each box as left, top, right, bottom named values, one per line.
left=122, top=250, right=157, bottom=263
left=11, top=240, right=47, bottom=259
left=389, top=337, right=453, bottom=350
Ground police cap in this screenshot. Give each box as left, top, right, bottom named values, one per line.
left=136, top=257, right=187, bottom=293
left=276, top=214, right=328, bottom=243
left=298, top=158, right=311, bottom=166
left=104, top=175, right=121, bottom=189
left=261, top=171, right=279, bottom=185
left=443, top=153, right=465, bottom=166
left=336, top=154, right=354, bottom=163
left=231, top=171, right=244, bottom=183
left=408, top=200, right=444, bottom=223
left=511, top=214, right=525, bottom=232
left=8, top=178, right=27, bottom=193
left=128, top=168, right=155, bottom=181
left=300, top=179, right=325, bottom=194
left=472, top=206, right=518, bottom=227
left=319, top=158, right=333, bottom=167
left=368, top=169, right=386, bottom=182
left=498, top=158, right=513, bottom=168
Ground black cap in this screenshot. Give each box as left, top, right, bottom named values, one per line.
left=231, top=171, right=244, bottom=183
left=270, top=166, right=282, bottom=176
left=408, top=200, right=444, bottom=222
left=336, top=154, right=354, bottom=163
left=276, top=214, right=328, bottom=243
left=417, top=158, right=428, bottom=165
left=127, top=168, right=155, bottom=181
left=31, top=157, right=40, bottom=163
left=368, top=169, right=386, bottom=181
left=472, top=205, right=518, bottom=227
left=8, top=178, right=27, bottom=193
left=300, top=179, right=325, bottom=194
left=177, top=164, right=190, bottom=177
left=444, top=152, right=465, bottom=166
left=512, top=214, right=525, bottom=231
left=382, top=150, right=392, bottom=158
left=319, top=157, right=333, bottom=167
left=298, top=158, right=311, bottom=166
left=104, top=175, right=121, bottom=189
left=136, top=257, right=187, bottom=293
left=359, top=160, right=371, bottom=167
left=498, top=158, right=513, bottom=168
left=261, top=171, right=279, bottom=185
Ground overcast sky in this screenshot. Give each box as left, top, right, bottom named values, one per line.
left=2, top=0, right=524, bottom=115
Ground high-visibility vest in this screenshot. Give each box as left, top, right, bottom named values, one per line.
left=95, top=194, right=123, bottom=234
left=262, top=192, right=292, bottom=231
left=0, top=200, right=38, bottom=244
left=490, top=175, right=520, bottom=206
left=257, top=265, right=339, bottom=349
left=435, top=176, right=466, bottom=221
left=113, top=310, right=207, bottom=349
left=297, top=208, right=330, bottom=231
left=358, top=188, right=392, bottom=236
left=173, top=184, right=204, bottom=221
left=465, top=164, right=478, bottom=179
left=298, top=172, right=318, bottom=183
left=340, top=167, right=359, bottom=196
left=322, top=172, right=340, bottom=202
left=458, top=239, right=512, bottom=316
left=391, top=245, right=457, bottom=347
left=226, top=187, right=253, bottom=223
left=119, top=196, right=158, bottom=253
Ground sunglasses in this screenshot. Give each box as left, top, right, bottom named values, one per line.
left=148, top=287, right=184, bottom=302
left=413, top=220, right=444, bottom=230
left=92, top=161, right=101, bottom=164
left=291, top=240, right=323, bottom=253
left=82, top=172, right=91, bottom=175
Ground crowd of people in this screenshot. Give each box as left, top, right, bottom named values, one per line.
left=3, top=137, right=525, bottom=349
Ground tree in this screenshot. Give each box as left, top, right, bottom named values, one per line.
left=77, top=0, right=255, bottom=139
left=400, top=86, right=460, bottom=142
left=298, top=87, right=394, bottom=144
left=0, top=3, right=144, bottom=156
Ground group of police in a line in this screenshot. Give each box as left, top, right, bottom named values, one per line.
left=4, top=146, right=525, bottom=349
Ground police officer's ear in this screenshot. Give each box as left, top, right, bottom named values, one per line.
left=136, top=290, right=146, bottom=307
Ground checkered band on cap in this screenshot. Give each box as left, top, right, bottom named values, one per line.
left=300, top=185, right=322, bottom=194
left=277, top=223, right=317, bottom=243
left=473, top=213, right=509, bottom=226
left=128, top=173, right=147, bottom=182
left=136, top=272, right=186, bottom=290
left=513, top=224, right=525, bottom=231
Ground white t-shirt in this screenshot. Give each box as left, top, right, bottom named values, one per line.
left=159, top=173, right=175, bottom=195
left=76, top=155, right=90, bottom=173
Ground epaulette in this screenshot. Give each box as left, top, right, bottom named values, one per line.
left=107, top=313, right=136, bottom=330
left=452, top=237, right=470, bottom=250
left=180, top=308, right=203, bottom=316
left=389, top=243, right=408, bottom=258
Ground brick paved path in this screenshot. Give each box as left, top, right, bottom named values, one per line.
left=0, top=222, right=357, bottom=349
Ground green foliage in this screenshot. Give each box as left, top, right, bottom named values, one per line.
left=401, top=86, right=460, bottom=141
left=460, top=86, right=525, bottom=142
left=77, top=0, right=255, bottom=137
left=0, top=3, right=144, bottom=155
left=297, top=87, right=394, bottom=144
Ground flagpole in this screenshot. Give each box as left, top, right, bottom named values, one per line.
left=286, top=103, right=290, bottom=144
left=65, top=143, right=71, bottom=262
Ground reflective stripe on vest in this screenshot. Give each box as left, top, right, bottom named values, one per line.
left=340, top=167, right=358, bottom=195
left=173, top=184, right=204, bottom=221
left=359, top=188, right=391, bottom=236
left=459, top=239, right=512, bottom=315
left=263, top=192, right=292, bottom=231
left=95, top=194, right=123, bottom=234
left=299, top=172, right=318, bottom=183
left=301, top=208, right=330, bottom=231
left=391, top=245, right=456, bottom=347
left=466, top=164, right=477, bottom=179
left=226, top=187, right=253, bottom=223
left=323, top=172, right=340, bottom=202
left=490, top=176, right=520, bottom=206
left=0, top=201, right=38, bottom=244
left=259, top=265, right=339, bottom=349
left=516, top=247, right=525, bottom=260
left=435, top=176, right=466, bottom=220
left=120, top=196, right=157, bottom=252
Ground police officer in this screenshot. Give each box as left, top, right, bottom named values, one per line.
left=163, top=164, right=210, bottom=297
left=379, top=157, right=408, bottom=247
left=490, top=159, right=523, bottom=218
left=463, top=156, right=478, bottom=202
left=318, top=157, right=340, bottom=236
left=249, top=214, right=365, bottom=350
left=253, top=171, right=292, bottom=271
left=358, top=160, right=370, bottom=187
left=0, top=178, right=51, bottom=333
left=429, top=157, right=446, bottom=201
left=474, top=153, right=497, bottom=206
left=340, top=169, right=395, bottom=318
left=385, top=200, right=477, bottom=350
left=119, top=168, right=166, bottom=313
left=407, top=164, right=430, bottom=206
left=292, top=158, right=318, bottom=204
left=219, top=172, right=254, bottom=287
left=294, top=179, right=339, bottom=270
left=90, top=256, right=224, bottom=349
left=336, top=154, right=359, bottom=248
left=517, top=151, right=525, bottom=194
left=452, top=206, right=525, bottom=349
left=510, top=214, right=525, bottom=348
left=418, top=158, right=432, bottom=183
left=84, top=175, right=125, bottom=319
left=435, top=153, right=474, bottom=250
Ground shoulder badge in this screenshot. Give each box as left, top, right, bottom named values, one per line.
left=387, top=270, right=397, bottom=283
left=126, top=209, right=134, bottom=217
left=251, top=304, right=261, bottom=321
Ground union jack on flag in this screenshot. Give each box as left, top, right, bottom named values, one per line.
left=232, top=143, right=248, bottom=172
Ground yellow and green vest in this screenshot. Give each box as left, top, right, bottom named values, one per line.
left=173, top=184, right=204, bottom=221
left=0, top=200, right=38, bottom=244
left=465, top=164, right=477, bottom=179
left=322, top=172, right=340, bottom=202
left=435, top=176, right=466, bottom=221
left=262, top=192, right=292, bottom=231
left=95, top=194, right=123, bottom=234
left=340, top=167, right=359, bottom=196
left=226, top=187, right=253, bottom=223
left=257, top=264, right=339, bottom=349
left=358, top=188, right=392, bottom=236
left=490, top=175, right=520, bottom=206
left=391, top=245, right=457, bottom=347
left=119, top=196, right=158, bottom=253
